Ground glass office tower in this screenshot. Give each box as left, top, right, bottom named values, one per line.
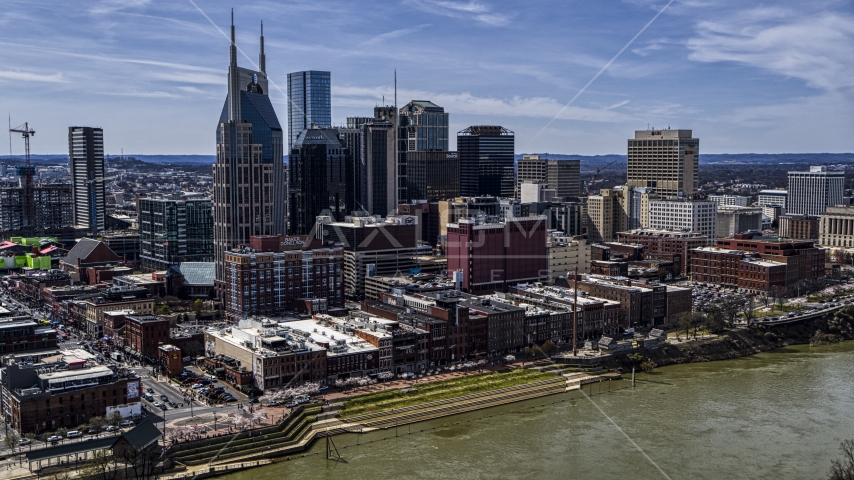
left=287, top=71, right=332, bottom=151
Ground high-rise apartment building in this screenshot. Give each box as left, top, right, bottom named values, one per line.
left=398, top=101, right=449, bottom=203
left=223, top=235, right=344, bottom=321
left=648, top=198, right=717, bottom=243
left=586, top=186, right=636, bottom=243
left=213, top=17, right=286, bottom=289
left=458, top=126, right=515, bottom=198
left=68, top=126, right=106, bottom=235
left=516, top=155, right=580, bottom=199
left=787, top=166, right=844, bottom=216
left=0, top=183, right=73, bottom=234
left=287, top=71, right=331, bottom=151
left=289, top=127, right=355, bottom=235
left=138, top=194, right=214, bottom=271
left=627, top=129, right=699, bottom=197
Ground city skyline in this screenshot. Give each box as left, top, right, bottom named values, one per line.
left=1, top=0, right=852, bottom=156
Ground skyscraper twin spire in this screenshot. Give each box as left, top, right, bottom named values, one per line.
left=229, top=9, right=265, bottom=75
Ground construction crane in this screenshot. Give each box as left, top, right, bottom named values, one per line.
left=585, top=158, right=619, bottom=195
left=9, top=122, right=35, bottom=234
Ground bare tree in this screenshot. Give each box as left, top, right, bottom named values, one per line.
left=719, top=297, right=744, bottom=327
left=676, top=312, right=693, bottom=340
left=3, top=432, right=20, bottom=451
left=829, top=439, right=854, bottom=480
left=115, top=441, right=161, bottom=480
left=80, top=449, right=118, bottom=480
left=740, top=295, right=757, bottom=325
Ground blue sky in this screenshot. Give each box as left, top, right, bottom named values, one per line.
left=1, top=0, right=852, bottom=155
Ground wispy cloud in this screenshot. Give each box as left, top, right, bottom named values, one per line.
left=0, top=70, right=66, bottom=83
left=89, top=0, right=151, bottom=15
left=686, top=8, right=854, bottom=92
left=405, top=0, right=514, bottom=26
left=362, top=24, right=431, bottom=45
left=103, top=90, right=181, bottom=98
left=334, top=85, right=631, bottom=122
left=148, top=71, right=225, bottom=85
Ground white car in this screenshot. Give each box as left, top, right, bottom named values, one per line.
left=19, top=438, right=31, bottom=446
left=66, top=430, right=82, bottom=438
left=47, top=435, right=62, bottom=443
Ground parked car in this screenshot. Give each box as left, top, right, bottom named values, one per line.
left=159, top=404, right=168, bottom=410
left=66, top=430, right=82, bottom=438
left=285, top=402, right=299, bottom=408
left=47, top=435, right=62, bottom=443
left=146, top=388, right=154, bottom=393
left=19, top=438, right=31, bottom=446
left=103, top=425, right=119, bottom=432
left=265, top=401, right=281, bottom=407
left=120, top=420, right=134, bottom=427
left=169, top=402, right=178, bottom=408
left=160, top=394, right=168, bottom=401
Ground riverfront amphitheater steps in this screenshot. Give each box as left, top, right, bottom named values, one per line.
left=342, top=377, right=567, bottom=430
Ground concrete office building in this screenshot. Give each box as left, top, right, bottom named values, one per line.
left=213, top=18, right=286, bottom=291
left=648, top=198, right=717, bottom=243
left=315, top=214, right=423, bottom=300
left=716, top=206, right=762, bottom=238
left=287, top=71, right=331, bottom=151
left=780, top=214, right=821, bottom=240
left=757, top=190, right=788, bottom=207
left=458, top=126, right=515, bottom=198
left=819, top=205, right=854, bottom=249
left=787, top=166, right=844, bottom=216
left=69, top=127, right=106, bottom=235
left=546, top=234, right=590, bottom=281
left=627, top=129, right=699, bottom=197
left=708, top=195, right=749, bottom=207
left=516, top=155, right=580, bottom=199
left=138, top=194, right=213, bottom=271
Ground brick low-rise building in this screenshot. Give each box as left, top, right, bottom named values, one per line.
left=125, top=315, right=170, bottom=361
left=0, top=363, right=141, bottom=434
left=0, top=319, right=57, bottom=356
left=617, top=229, right=709, bottom=276
left=692, top=247, right=789, bottom=292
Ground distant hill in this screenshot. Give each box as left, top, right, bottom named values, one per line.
left=1, top=152, right=850, bottom=169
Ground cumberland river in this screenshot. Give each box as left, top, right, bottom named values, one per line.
left=221, top=342, right=854, bottom=480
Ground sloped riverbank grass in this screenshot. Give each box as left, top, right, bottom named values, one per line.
left=339, top=369, right=557, bottom=419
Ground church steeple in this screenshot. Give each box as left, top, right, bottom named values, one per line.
left=259, top=21, right=266, bottom=75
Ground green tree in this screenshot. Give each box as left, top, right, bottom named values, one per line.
left=193, top=298, right=204, bottom=314
left=88, top=416, right=107, bottom=436
left=705, top=308, right=726, bottom=334
left=640, top=360, right=657, bottom=373
left=541, top=340, right=556, bottom=355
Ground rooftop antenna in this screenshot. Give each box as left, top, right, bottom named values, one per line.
left=7, top=113, right=11, bottom=156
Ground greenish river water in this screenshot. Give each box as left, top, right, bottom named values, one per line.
left=220, top=342, right=854, bottom=480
